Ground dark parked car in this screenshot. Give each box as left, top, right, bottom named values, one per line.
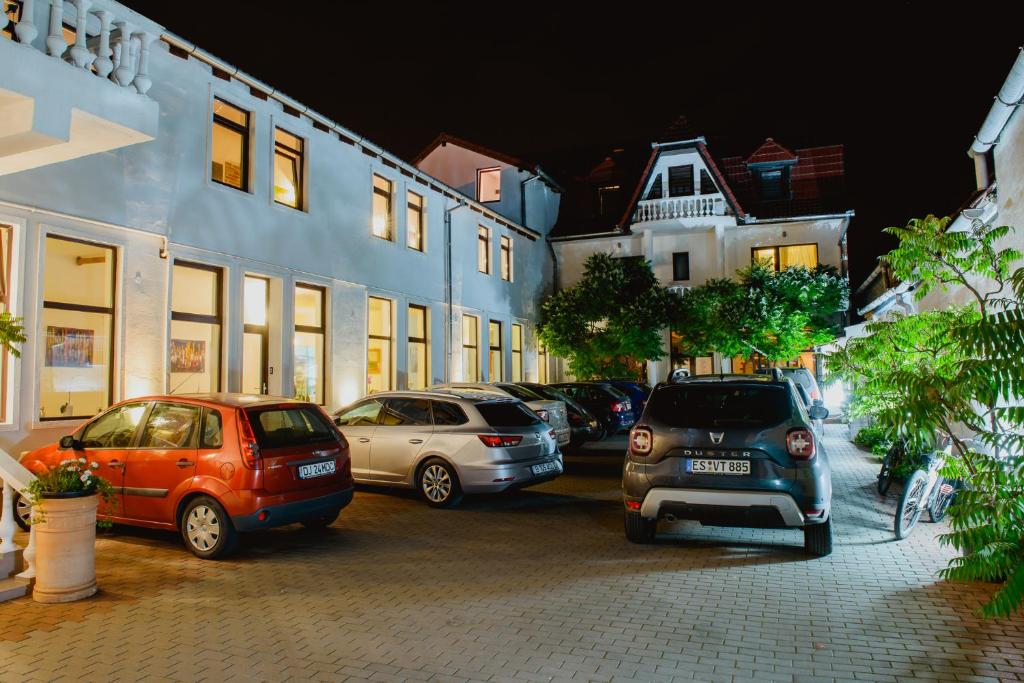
left=551, top=382, right=636, bottom=434
left=595, top=379, right=652, bottom=414
left=517, top=382, right=604, bottom=447
left=622, top=374, right=833, bottom=556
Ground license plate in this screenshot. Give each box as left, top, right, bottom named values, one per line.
left=686, top=459, right=750, bottom=475
left=531, top=461, right=558, bottom=476
left=298, top=460, right=336, bottom=480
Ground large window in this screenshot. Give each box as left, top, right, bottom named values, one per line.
left=477, top=167, right=501, bottom=203
left=407, top=192, right=425, bottom=251
left=500, top=236, right=512, bottom=281
left=40, top=236, right=115, bottom=420
left=672, top=252, right=690, bottom=281
left=752, top=243, right=819, bottom=271
left=668, top=165, right=695, bottom=197
left=477, top=226, right=490, bottom=274
left=407, top=304, right=429, bottom=390
left=372, top=175, right=393, bottom=240
left=242, top=275, right=269, bottom=395
left=170, top=261, right=222, bottom=394
left=367, top=296, right=393, bottom=392
left=462, top=314, right=479, bottom=382
left=211, top=98, right=249, bottom=191
left=488, top=320, right=503, bottom=381
left=274, top=128, right=304, bottom=210
left=294, top=284, right=325, bottom=404
left=511, top=324, right=523, bottom=382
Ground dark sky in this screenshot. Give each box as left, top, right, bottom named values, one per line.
left=128, top=1, right=1021, bottom=287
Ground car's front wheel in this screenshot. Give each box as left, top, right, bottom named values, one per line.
left=12, top=491, right=31, bottom=531
left=624, top=511, right=656, bottom=544
left=804, top=517, right=833, bottom=557
left=181, top=496, right=237, bottom=559
left=417, top=458, right=463, bottom=508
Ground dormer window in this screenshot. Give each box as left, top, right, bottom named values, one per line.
left=477, top=167, right=501, bottom=203
left=668, top=165, right=694, bottom=197
left=755, top=165, right=792, bottom=201
left=598, top=185, right=621, bottom=218
left=646, top=174, right=663, bottom=200
left=699, top=169, right=717, bottom=195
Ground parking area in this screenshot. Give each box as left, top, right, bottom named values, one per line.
left=1, top=425, right=1022, bottom=682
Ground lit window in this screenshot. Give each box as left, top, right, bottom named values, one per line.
left=752, top=244, right=818, bottom=271
left=367, top=297, right=393, bottom=392
left=668, top=165, right=694, bottom=197
left=538, top=342, right=548, bottom=383
left=489, top=321, right=503, bottom=381
left=672, top=252, right=690, bottom=281
left=477, top=226, right=490, bottom=274
left=211, top=99, right=250, bottom=191
left=407, top=304, right=429, bottom=390
left=243, top=275, right=269, bottom=395
left=170, top=261, right=222, bottom=394
left=274, top=128, right=304, bottom=210
left=462, top=314, right=479, bottom=382
left=477, top=167, right=501, bottom=203
left=40, top=236, right=116, bottom=420
left=500, top=235, right=512, bottom=281
left=2, top=1, right=22, bottom=40
left=294, top=284, right=325, bottom=404
left=511, top=324, right=523, bottom=382
left=407, top=192, right=424, bottom=251
left=372, top=175, right=393, bottom=240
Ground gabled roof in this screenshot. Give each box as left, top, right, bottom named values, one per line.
left=745, top=138, right=797, bottom=165
left=410, top=132, right=562, bottom=191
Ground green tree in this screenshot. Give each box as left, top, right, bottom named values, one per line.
left=538, top=254, right=678, bottom=379
left=0, top=312, right=25, bottom=358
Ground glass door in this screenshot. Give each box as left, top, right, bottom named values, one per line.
left=243, top=275, right=269, bottom=394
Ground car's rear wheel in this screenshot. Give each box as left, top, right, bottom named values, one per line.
left=417, top=458, right=463, bottom=508
left=12, top=491, right=31, bottom=531
left=300, top=508, right=341, bottom=530
left=803, top=517, right=833, bottom=557
left=181, top=496, right=237, bottom=559
left=624, top=511, right=656, bottom=544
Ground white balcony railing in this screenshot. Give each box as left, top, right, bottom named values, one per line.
left=634, top=195, right=725, bottom=223
left=1, top=0, right=159, bottom=95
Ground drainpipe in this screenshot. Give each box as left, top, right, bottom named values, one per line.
left=969, top=46, right=1024, bottom=188
left=443, top=200, right=468, bottom=382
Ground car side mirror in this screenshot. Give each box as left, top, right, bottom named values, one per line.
left=59, top=435, right=81, bottom=450
left=809, top=405, right=829, bottom=421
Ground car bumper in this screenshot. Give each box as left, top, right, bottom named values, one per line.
left=460, top=454, right=564, bottom=493
left=630, top=488, right=827, bottom=528
left=232, top=487, right=354, bottom=532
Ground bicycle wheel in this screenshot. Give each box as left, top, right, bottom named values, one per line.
left=895, top=470, right=928, bottom=539
left=878, top=448, right=897, bottom=496
left=928, top=479, right=956, bottom=523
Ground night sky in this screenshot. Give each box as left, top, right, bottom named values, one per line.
left=128, top=1, right=1022, bottom=288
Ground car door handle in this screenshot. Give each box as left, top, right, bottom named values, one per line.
left=175, top=459, right=195, bottom=468
left=108, top=460, right=124, bottom=469
left=409, top=439, right=423, bottom=444
left=358, top=438, right=370, bottom=443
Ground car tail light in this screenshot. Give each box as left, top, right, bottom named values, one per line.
left=630, top=426, right=653, bottom=455
left=787, top=428, right=816, bottom=460
left=810, top=388, right=821, bottom=401
left=478, top=434, right=524, bottom=448
left=237, top=409, right=262, bottom=469
left=611, top=401, right=630, bottom=413
left=548, top=429, right=557, bottom=441
left=535, top=409, right=550, bottom=422
left=625, top=500, right=641, bottom=511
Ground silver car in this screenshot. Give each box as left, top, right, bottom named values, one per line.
left=332, top=390, right=563, bottom=508
left=434, top=382, right=572, bottom=447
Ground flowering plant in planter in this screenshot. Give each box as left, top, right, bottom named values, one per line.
left=26, top=458, right=115, bottom=527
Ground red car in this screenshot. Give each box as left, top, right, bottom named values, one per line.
left=16, top=394, right=354, bottom=559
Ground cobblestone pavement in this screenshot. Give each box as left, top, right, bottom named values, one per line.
left=1, top=425, right=1022, bottom=682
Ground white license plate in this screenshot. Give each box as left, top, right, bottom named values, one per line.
left=686, top=459, right=750, bottom=475
left=298, top=460, right=336, bottom=480
left=531, top=461, right=558, bottom=476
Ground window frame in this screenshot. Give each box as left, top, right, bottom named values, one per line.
left=406, top=191, right=425, bottom=252
left=367, top=295, right=395, bottom=392
left=273, top=127, right=305, bottom=211
left=407, top=303, right=429, bottom=390
left=169, top=260, right=224, bottom=394
left=488, top=320, right=503, bottom=382
left=476, top=167, right=501, bottom=203
left=136, top=401, right=203, bottom=450
left=499, top=235, right=513, bottom=282
left=477, top=226, right=491, bottom=275
left=210, top=97, right=251, bottom=192
left=511, top=323, right=523, bottom=382
left=667, top=165, right=695, bottom=197
left=462, top=314, right=480, bottom=382
left=672, top=252, right=690, bottom=281
left=537, top=342, right=548, bottom=384
left=371, top=174, right=394, bottom=241
left=294, top=282, right=327, bottom=405
left=751, top=243, right=819, bottom=272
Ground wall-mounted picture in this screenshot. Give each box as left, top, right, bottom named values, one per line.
left=170, top=339, right=206, bottom=373
left=45, top=326, right=95, bottom=367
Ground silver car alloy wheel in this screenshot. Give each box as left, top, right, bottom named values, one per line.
left=421, top=464, right=452, bottom=503
left=15, top=494, right=31, bottom=527
left=186, top=505, right=220, bottom=551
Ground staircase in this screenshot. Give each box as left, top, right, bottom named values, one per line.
left=0, top=453, right=38, bottom=603
left=0, top=546, right=28, bottom=601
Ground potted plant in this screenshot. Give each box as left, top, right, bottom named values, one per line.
left=25, top=454, right=113, bottom=603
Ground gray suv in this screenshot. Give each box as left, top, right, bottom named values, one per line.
left=622, top=373, right=833, bottom=556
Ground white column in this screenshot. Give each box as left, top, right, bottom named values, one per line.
left=0, top=482, right=17, bottom=554
left=14, top=0, right=38, bottom=44
left=16, top=526, right=35, bottom=580
left=45, top=0, right=65, bottom=57
left=111, top=19, right=134, bottom=86
left=93, top=10, right=113, bottom=78
left=68, top=0, right=93, bottom=69
left=131, top=31, right=155, bottom=95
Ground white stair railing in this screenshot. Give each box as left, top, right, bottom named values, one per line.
left=0, top=451, right=38, bottom=580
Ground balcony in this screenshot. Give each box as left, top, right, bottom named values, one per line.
left=0, top=0, right=161, bottom=176
left=633, top=194, right=725, bottom=224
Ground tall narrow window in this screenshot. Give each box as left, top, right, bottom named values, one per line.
left=668, top=165, right=694, bottom=197
left=0, top=224, right=12, bottom=422
left=477, top=226, right=490, bottom=274
left=407, top=191, right=425, bottom=251
left=367, top=296, right=393, bottom=392
left=538, top=342, right=548, bottom=384
left=488, top=321, right=503, bottom=381
left=699, top=168, right=717, bottom=195
left=242, top=275, right=269, bottom=395
left=500, top=235, right=512, bottom=281
left=645, top=173, right=663, bottom=200
left=511, top=324, right=523, bottom=382
left=40, top=236, right=116, bottom=420
left=274, top=128, right=304, bottom=210
left=477, top=167, right=501, bottom=203
left=372, top=175, right=393, bottom=240
left=407, top=304, right=429, bottom=390
left=294, top=284, right=326, bottom=404
left=170, top=261, right=222, bottom=395
left=462, top=314, right=479, bottom=381
left=211, top=98, right=250, bottom=191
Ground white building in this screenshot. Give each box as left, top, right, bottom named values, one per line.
left=0, top=0, right=558, bottom=453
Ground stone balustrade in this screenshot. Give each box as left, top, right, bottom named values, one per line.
left=634, top=195, right=724, bottom=223
left=1, top=0, right=159, bottom=95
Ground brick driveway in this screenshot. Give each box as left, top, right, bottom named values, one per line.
left=0, top=425, right=1022, bottom=682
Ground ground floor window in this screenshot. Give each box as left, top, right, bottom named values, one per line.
left=489, top=320, right=503, bottom=381
left=294, top=284, right=325, bottom=404
left=242, top=275, right=269, bottom=395
left=367, top=296, right=393, bottom=392
left=169, top=261, right=222, bottom=394
left=752, top=243, right=818, bottom=271
left=511, top=323, right=523, bottom=382
left=538, top=342, right=548, bottom=383
left=462, top=314, right=479, bottom=381
left=407, top=304, right=428, bottom=390
left=40, top=235, right=116, bottom=420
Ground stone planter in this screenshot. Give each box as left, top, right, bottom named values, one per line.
left=32, top=491, right=98, bottom=604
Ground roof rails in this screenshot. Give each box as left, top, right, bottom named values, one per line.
left=770, top=368, right=785, bottom=382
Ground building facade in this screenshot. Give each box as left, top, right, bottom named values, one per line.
left=0, top=0, right=557, bottom=453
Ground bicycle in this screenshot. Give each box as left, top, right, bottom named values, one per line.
left=894, top=435, right=958, bottom=539
left=877, top=438, right=909, bottom=496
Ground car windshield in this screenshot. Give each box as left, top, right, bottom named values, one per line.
left=248, top=406, right=336, bottom=449
left=647, top=384, right=791, bottom=428
left=497, top=384, right=544, bottom=401
left=476, top=401, right=542, bottom=427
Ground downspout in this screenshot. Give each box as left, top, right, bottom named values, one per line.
left=969, top=46, right=1024, bottom=189
left=443, top=200, right=468, bottom=382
